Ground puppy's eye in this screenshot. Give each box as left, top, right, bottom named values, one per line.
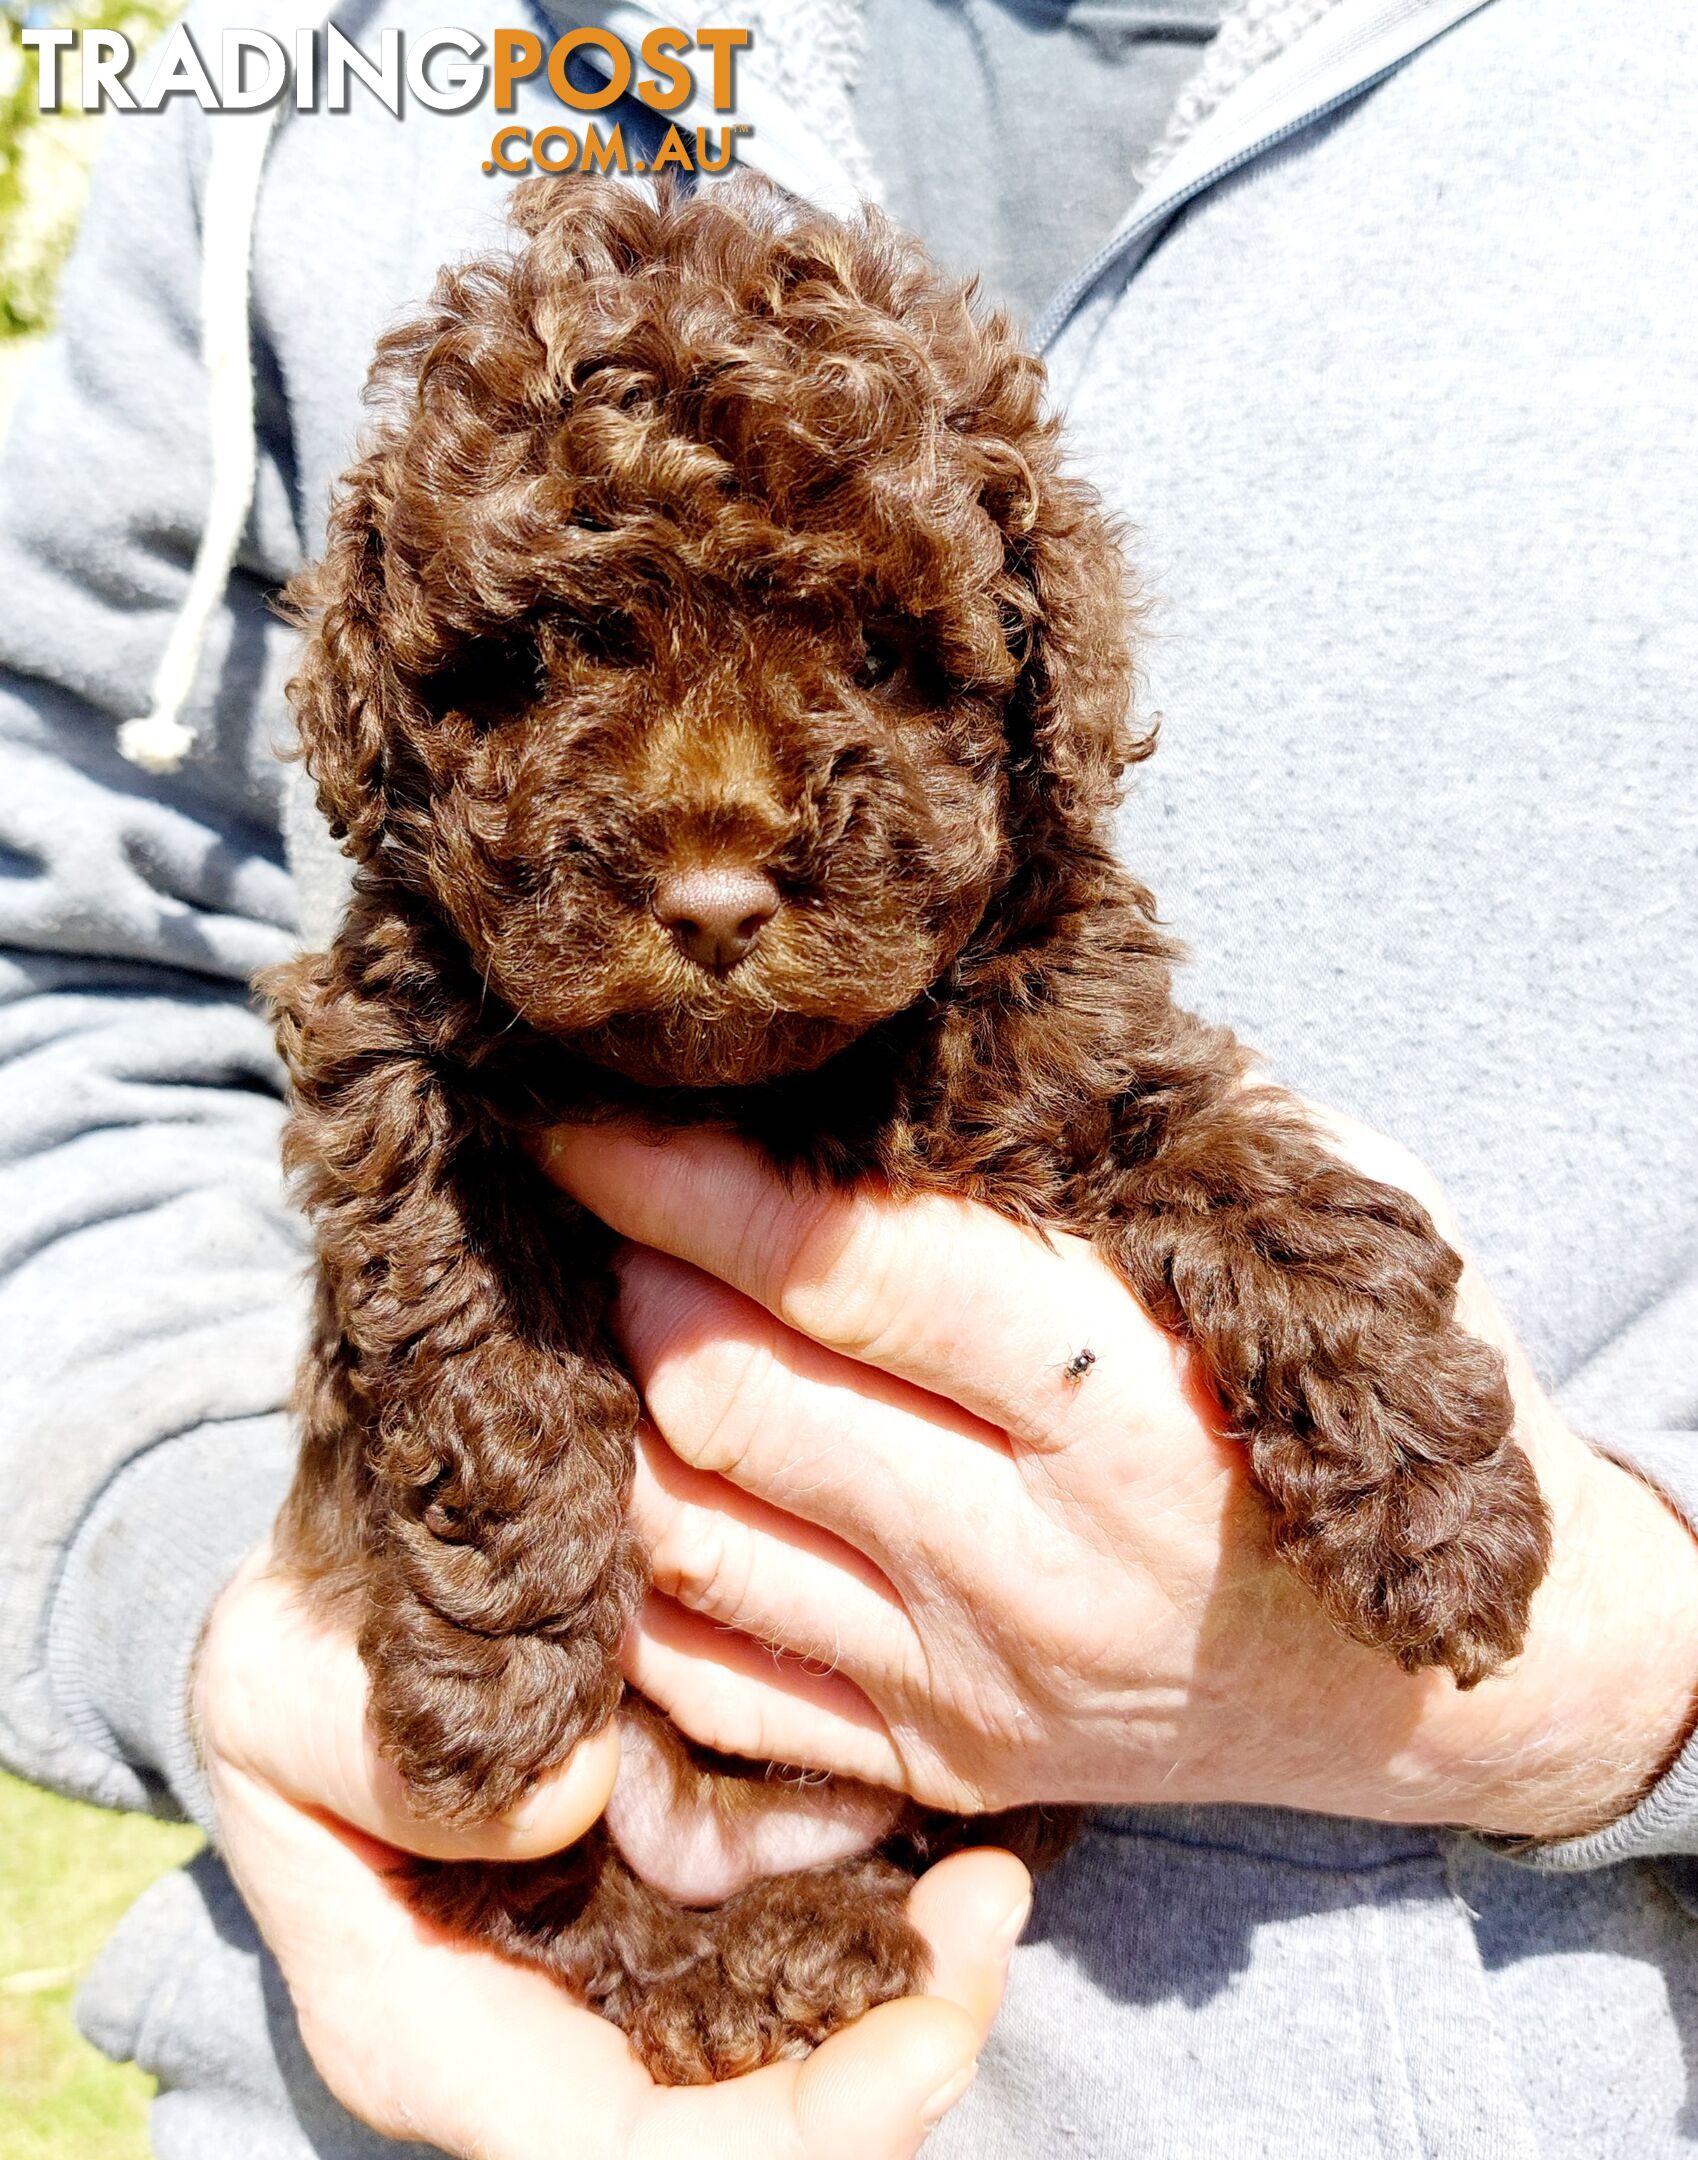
left=853, top=631, right=900, bottom=692
left=430, top=638, right=545, bottom=727
left=998, top=600, right=1032, bottom=665
left=573, top=612, right=643, bottom=671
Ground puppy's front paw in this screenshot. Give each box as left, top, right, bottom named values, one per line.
left=1383, top=1436, right=1552, bottom=1687
left=1269, top=1421, right=1552, bottom=1690
left=360, top=1542, right=641, bottom=1822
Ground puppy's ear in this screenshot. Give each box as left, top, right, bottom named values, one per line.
left=997, top=460, right=1152, bottom=852
left=284, top=454, right=406, bottom=862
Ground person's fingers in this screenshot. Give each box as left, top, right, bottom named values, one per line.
left=211, top=1757, right=651, bottom=2158
left=623, top=1590, right=919, bottom=1793
left=218, top=1756, right=1011, bottom=2160
left=634, top=1413, right=924, bottom=1679
left=199, top=1554, right=620, bottom=1863
left=777, top=1996, right=984, bottom=2160
left=627, top=1850, right=1028, bottom=2160
left=908, top=1846, right=1032, bottom=2040
left=618, top=1244, right=1226, bottom=1612
left=536, top=1122, right=1199, bottom=1450
left=622, top=1239, right=1030, bottom=1586
left=629, top=1998, right=985, bottom=2160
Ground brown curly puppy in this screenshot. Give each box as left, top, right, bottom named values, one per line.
left=264, top=173, right=1552, bottom=2084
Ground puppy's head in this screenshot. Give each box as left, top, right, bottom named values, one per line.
left=290, top=175, right=1145, bottom=1088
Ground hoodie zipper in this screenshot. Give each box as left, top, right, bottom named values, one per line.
left=1033, top=0, right=1503, bottom=354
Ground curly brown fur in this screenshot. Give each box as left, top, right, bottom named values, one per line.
left=265, top=172, right=1552, bottom=2082
left=405, top=1828, right=928, bottom=2086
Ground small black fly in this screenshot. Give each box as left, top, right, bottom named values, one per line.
left=1062, top=1347, right=1097, bottom=1384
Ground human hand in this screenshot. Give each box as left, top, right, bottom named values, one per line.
left=537, top=1112, right=1698, bottom=1842
left=195, top=1552, right=1028, bottom=2158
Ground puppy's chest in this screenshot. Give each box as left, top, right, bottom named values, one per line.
left=486, top=926, right=1157, bottom=1229
left=726, top=1029, right=1131, bottom=1230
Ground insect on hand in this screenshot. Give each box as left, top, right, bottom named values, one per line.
left=1063, top=1347, right=1097, bottom=1384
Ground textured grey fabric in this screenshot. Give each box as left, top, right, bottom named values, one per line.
left=3, top=0, right=1698, bottom=2152
left=75, top=1851, right=440, bottom=2160
left=853, top=0, right=1229, bottom=319
left=47, top=1417, right=298, bottom=1831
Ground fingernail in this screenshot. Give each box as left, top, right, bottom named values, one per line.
left=920, top=2061, right=978, bottom=2127
left=504, top=1764, right=591, bottom=1840
left=994, top=1891, right=1033, bottom=1956
left=504, top=1786, right=556, bottom=1837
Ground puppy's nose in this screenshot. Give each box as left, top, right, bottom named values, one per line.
left=653, top=864, right=781, bottom=972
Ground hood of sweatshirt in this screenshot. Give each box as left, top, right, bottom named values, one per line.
left=140, top=0, right=1496, bottom=946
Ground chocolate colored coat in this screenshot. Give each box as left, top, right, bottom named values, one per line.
left=265, top=176, right=1550, bottom=2083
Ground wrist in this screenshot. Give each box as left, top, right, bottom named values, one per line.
left=1395, top=1424, right=1698, bottom=1840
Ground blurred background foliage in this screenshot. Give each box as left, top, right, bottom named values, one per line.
left=0, top=18, right=197, bottom=2158
left=1, top=0, right=177, bottom=417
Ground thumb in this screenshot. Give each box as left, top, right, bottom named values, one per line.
left=624, top=1997, right=983, bottom=2160
left=198, top=1548, right=619, bottom=1861
left=790, top=1997, right=983, bottom=2157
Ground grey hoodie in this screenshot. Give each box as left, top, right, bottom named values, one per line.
left=2, top=1, right=1697, bottom=2154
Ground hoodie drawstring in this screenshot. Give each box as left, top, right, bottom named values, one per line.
left=118, top=97, right=287, bottom=772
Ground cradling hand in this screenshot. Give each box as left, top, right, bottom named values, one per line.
left=538, top=1112, right=1698, bottom=1842
left=195, top=1551, right=1027, bottom=2159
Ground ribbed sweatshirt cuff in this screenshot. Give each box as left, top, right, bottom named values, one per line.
left=1489, top=1429, right=1698, bottom=1871
left=46, top=1415, right=295, bottom=1835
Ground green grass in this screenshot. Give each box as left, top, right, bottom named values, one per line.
left=0, top=1770, right=201, bottom=2160
left=1, top=4, right=184, bottom=448
left=1, top=2, right=180, bottom=340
